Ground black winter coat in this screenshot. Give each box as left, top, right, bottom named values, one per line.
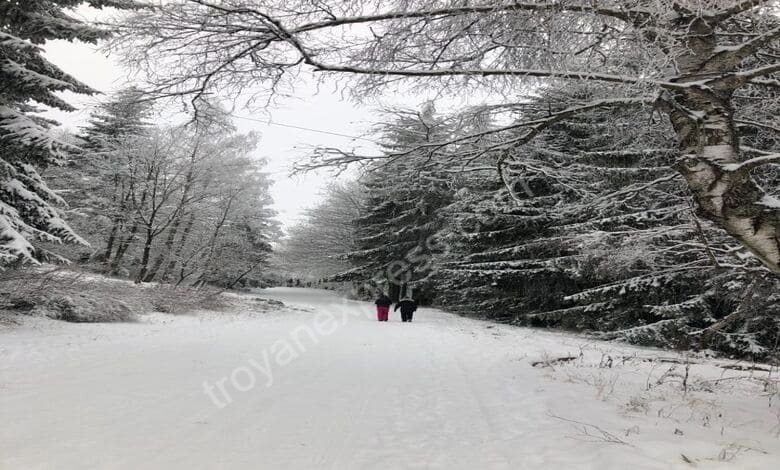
left=394, top=299, right=417, bottom=314
left=375, top=295, right=392, bottom=307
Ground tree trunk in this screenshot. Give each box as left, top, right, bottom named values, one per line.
left=103, top=221, right=119, bottom=264
left=193, top=195, right=236, bottom=287
left=670, top=98, right=780, bottom=274
left=226, top=264, right=259, bottom=290
left=109, top=179, right=149, bottom=275
left=135, top=227, right=155, bottom=283
left=161, top=212, right=196, bottom=282
left=104, top=184, right=132, bottom=268
left=110, top=220, right=139, bottom=274
left=664, top=17, right=780, bottom=275
left=143, top=219, right=178, bottom=282
left=145, top=151, right=198, bottom=283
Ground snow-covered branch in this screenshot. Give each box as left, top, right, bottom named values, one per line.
left=725, top=153, right=780, bottom=172
left=736, top=119, right=780, bottom=134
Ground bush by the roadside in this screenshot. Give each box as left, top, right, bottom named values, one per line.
left=42, top=295, right=136, bottom=323
left=0, top=267, right=229, bottom=323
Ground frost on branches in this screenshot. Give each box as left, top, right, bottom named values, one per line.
left=116, top=0, right=780, bottom=274
left=288, top=86, right=780, bottom=359
left=335, top=105, right=455, bottom=300
left=432, top=85, right=780, bottom=360
left=0, top=1, right=138, bottom=263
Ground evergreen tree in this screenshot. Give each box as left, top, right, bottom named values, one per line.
left=340, top=104, right=454, bottom=301
left=0, top=0, right=139, bottom=262
left=434, top=84, right=780, bottom=358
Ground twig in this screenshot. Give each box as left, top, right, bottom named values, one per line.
left=532, top=355, right=578, bottom=368
left=547, top=413, right=631, bottom=445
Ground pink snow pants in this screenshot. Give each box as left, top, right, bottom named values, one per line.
left=376, top=306, right=390, bottom=322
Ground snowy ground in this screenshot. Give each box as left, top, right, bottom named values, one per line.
left=1, top=287, right=778, bottom=469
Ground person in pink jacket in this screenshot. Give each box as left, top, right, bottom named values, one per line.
left=374, top=293, right=392, bottom=322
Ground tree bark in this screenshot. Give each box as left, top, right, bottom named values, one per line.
left=103, top=221, right=119, bottom=264
left=663, top=17, right=780, bottom=274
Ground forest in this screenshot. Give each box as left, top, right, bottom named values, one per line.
left=2, top=0, right=780, bottom=359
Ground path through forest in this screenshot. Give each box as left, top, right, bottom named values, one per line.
left=1, top=288, right=778, bottom=469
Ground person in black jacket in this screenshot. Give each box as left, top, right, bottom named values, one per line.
left=394, top=297, right=417, bottom=322
left=374, top=293, right=392, bottom=322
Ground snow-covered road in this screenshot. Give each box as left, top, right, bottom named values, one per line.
left=1, top=288, right=778, bottom=469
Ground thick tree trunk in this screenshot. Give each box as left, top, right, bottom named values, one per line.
left=673, top=147, right=780, bottom=274
left=664, top=17, right=780, bottom=275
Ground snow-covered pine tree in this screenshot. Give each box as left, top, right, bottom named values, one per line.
left=432, top=86, right=687, bottom=319
left=564, top=85, right=780, bottom=358
left=434, top=83, right=780, bottom=358
left=338, top=104, right=454, bottom=301
left=81, top=87, right=150, bottom=150
left=0, top=0, right=138, bottom=263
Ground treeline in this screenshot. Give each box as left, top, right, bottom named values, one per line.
left=45, top=90, right=278, bottom=288
left=283, top=85, right=780, bottom=360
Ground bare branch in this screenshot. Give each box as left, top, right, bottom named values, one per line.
left=710, top=0, right=775, bottom=22
left=703, top=25, right=780, bottom=71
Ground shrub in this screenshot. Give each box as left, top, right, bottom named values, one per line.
left=0, top=266, right=230, bottom=323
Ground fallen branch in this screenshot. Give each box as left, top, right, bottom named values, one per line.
left=531, top=355, right=578, bottom=367
left=719, top=364, right=772, bottom=372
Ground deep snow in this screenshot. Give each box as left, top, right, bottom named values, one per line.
left=1, top=288, right=778, bottom=469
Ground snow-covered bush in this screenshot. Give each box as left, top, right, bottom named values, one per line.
left=42, top=294, right=135, bottom=323
left=0, top=266, right=229, bottom=323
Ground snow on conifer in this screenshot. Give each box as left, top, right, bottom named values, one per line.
left=0, top=1, right=138, bottom=263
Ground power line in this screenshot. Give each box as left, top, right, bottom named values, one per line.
left=229, top=114, right=380, bottom=144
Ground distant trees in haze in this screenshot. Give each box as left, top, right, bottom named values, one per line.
left=278, top=181, right=363, bottom=279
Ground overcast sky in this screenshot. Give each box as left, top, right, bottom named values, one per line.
left=41, top=8, right=386, bottom=232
